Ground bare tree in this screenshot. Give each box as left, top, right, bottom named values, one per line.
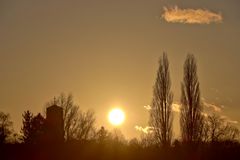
left=46, top=93, right=95, bottom=141
left=110, top=128, right=127, bottom=144
left=207, top=114, right=225, bottom=142
left=129, top=138, right=141, bottom=148
left=180, top=54, right=204, bottom=143
left=96, top=126, right=110, bottom=143
left=149, top=53, right=173, bottom=146
left=0, top=112, right=13, bottom=144
left=203, top=114, right=239, bottom=142
left=74, top=110, right=96, bottom=140
left=139, top=132, right=158, bottom=148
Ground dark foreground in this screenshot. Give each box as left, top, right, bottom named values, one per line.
left=1, top=141, right=240, bottom=160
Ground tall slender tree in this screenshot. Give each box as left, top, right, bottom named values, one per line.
left=21, top=110, right=33, bottom=143
left=150, top=53, right=173, bottom=146
left=180, top=54, right=204, bottom=143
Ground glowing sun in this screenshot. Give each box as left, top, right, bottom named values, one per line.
left=108, top=108, right=125, bottom=126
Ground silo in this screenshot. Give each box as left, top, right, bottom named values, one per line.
left=46, top=104, right=64, bottom=143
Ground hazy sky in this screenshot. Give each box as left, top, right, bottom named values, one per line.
left=1, top=0, right=240, bottom=139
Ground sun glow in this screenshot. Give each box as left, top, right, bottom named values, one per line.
left=108, top=108, right=125, bottom=126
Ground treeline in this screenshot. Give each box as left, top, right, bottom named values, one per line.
left=1, top=93, right=126, bottom=144
left=0, top=53, right=240, bottom=160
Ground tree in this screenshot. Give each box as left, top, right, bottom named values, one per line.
left=31, top=113, right=46, bottom=143
left=0, top=112, right=13, bottom=144
left=21, top=110, right=33, bottom=143
left=96, top=126, right=109, bottom=143
left=129, top=138, right=141, bottom=148
left=110, top=128, right=127, bottom=145
left=46, top=93, right=96, bottom=141
left=203, top=114, right=239, bottom=142
left=180, top=54, right=204, bottom=143
left=149, top=53, right=173, bottom=146
left=21, top=111, right=46, bottom=144
left=139, top=132, right=157, bottom=148
left=74, top=110, right=96, bottom=141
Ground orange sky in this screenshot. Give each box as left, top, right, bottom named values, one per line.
left=1, top=0, right=240, bottom=139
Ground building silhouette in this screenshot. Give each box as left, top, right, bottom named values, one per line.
left=46, top=104, right=64, bottom=143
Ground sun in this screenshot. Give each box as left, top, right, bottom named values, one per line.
left=108, top=108, right=125, bottom=126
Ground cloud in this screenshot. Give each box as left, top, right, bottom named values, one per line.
left=221, top=115, right=239, bottom=124
left=144, top=103, right=181, bottom=112
left=162, top=6, right=223, bottom=24
left=172, top=103, right=181, bottom=113
left=135, top=126, right=154, bottom=134
left=228, top=120, right=238, bottom=124
left=201, top=112, right=208, bottom=117
left=143, top=105, right=152, bottom=110
left=203, top=102, right=222, bottom=112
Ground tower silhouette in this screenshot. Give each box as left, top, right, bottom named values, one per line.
left=46, top=104, right=64, bottom=143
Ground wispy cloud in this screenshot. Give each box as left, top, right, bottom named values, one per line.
left=135, top=126, right=154, bottom=134
left=203, top=102, right=222, bottom=112
left=228, top=120, right=238, bottom=124
left=144, top=103, right=180, bottom=113
left=172, top=103, right=181, bottom=113
left=162, top=6, right=223, bottom=24
left=202, top=112, right=208, bottom=117
left=221, top=115, right=239, bottom=124
left=203, top=101, right=239, bottom=124
left=143, top=105, right=151, bottom=110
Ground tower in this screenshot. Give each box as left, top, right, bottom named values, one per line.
left=46, top=104, right=64, bottom=143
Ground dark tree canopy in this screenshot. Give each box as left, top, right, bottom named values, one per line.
left=0, top=112, right=13, bottom=144
left=150, top=53, right=173, bottom=146
left=180, top=54, right=204, bottom=143
left=21, top=110, right=33, bottom=143
left=203, top=114, right=240, bottom=142
left=21, top=111, right=46, bottom=144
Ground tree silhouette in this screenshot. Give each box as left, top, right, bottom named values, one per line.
left=74, top=110, right=96, bottom=141
left=31, top=113, right=46, bottom=143
left=180, top=54, right=204, bottom=143
left=21, top=110, right=33, bottom=143
left=150, top=53, right=173, bottom=146
left=0, top=112, right=12, bottom=144
left=21, top=111, right=46, bottom=144
left=139, top=132, right=157, bottom=148
left=111, top=128, right=127, bottom=144
left=96, top=126, right=109, bottom=143
left=203, top=114, right=240, bottom=142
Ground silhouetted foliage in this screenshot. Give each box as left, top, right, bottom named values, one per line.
left=74, top=110, right=96, bottom=140
left=203, top=114, right=239, bottom=142
left=21, top=111, right=46, bottom=144
left=96, top=126, right=109, bottom=143
left=0, top=112, right=12, bottom=144
left=110, top=128, right=127, bottom=145
left=180, top=54, right=204, bottom=143
left=128, top=138, right=141, bottom=149
left=139, top=132, right=158, bottom=148
left=21, top=110, right=33, bottom=143
left=150, top=53, right=173, bottom=146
